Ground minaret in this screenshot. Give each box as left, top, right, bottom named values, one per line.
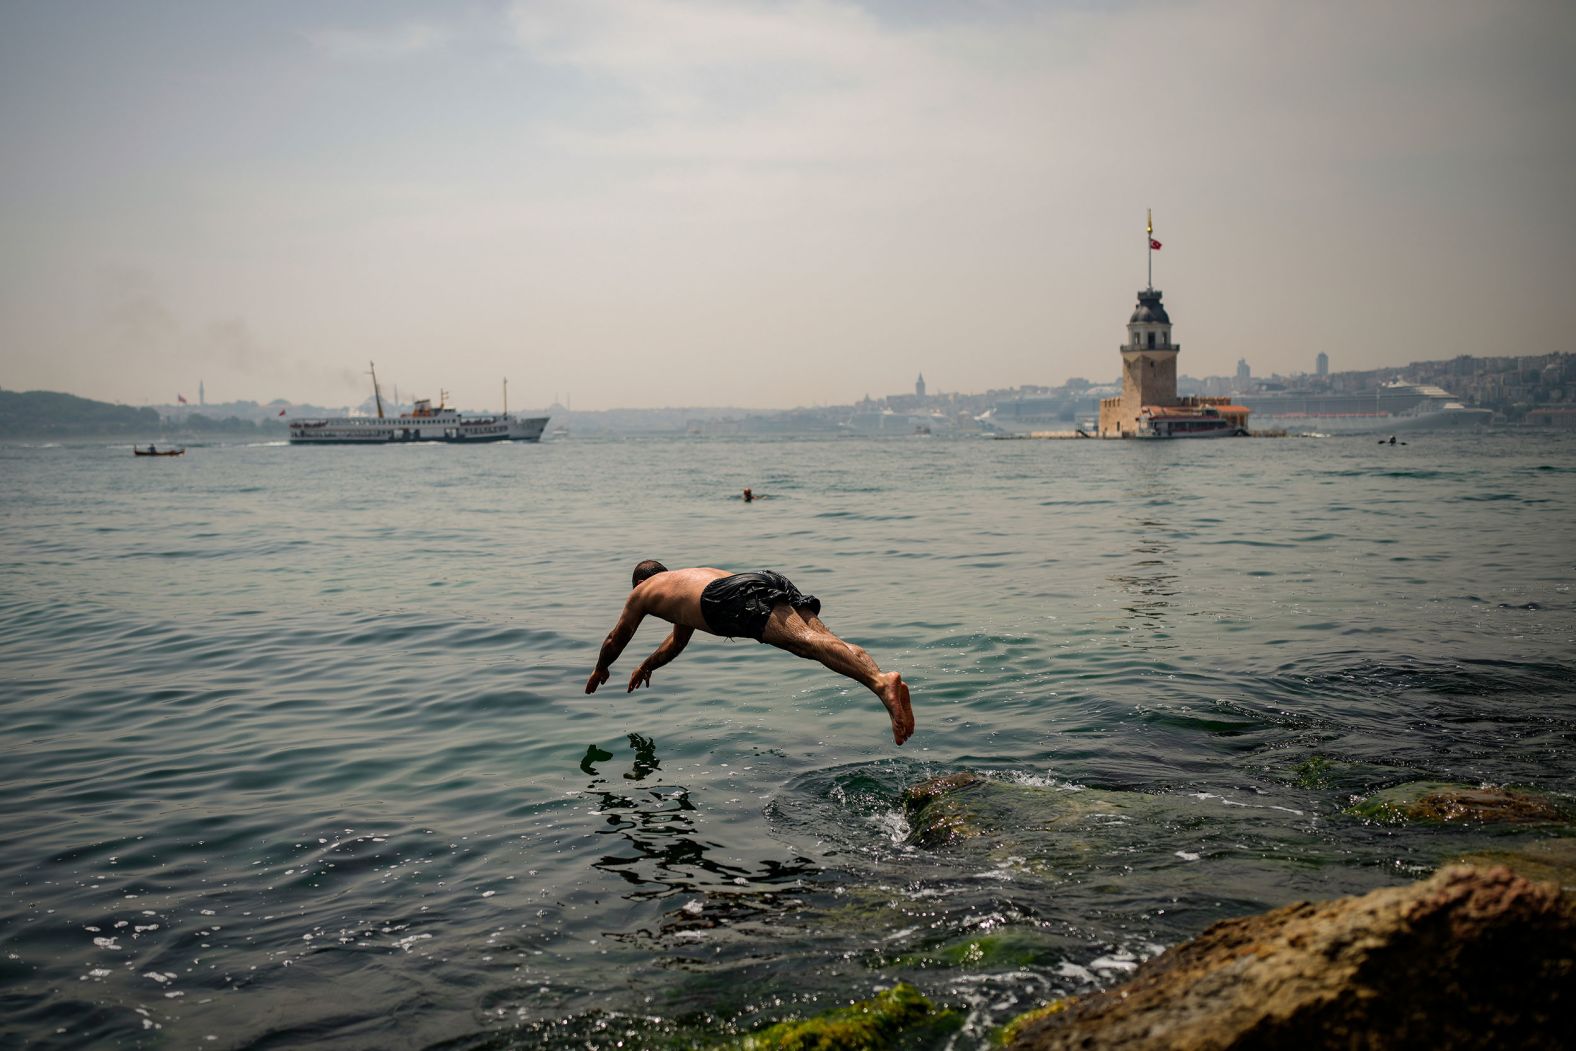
left=199, top=381, right=205, bottom=406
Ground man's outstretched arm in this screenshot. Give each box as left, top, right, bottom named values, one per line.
left=586, top=598, right=645, bottom=693
left=628, top=626, right=693, bottom=692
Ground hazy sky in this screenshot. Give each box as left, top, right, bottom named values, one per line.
left=3, top=1, right=1572, bottom=410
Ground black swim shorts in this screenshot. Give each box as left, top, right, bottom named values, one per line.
left=700, top=571, right=822, bottom=642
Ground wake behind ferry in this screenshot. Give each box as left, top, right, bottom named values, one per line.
left=289, top=365, right=549, bottom=445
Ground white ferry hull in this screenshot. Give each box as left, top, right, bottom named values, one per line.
left=289, top=414, right=549, bottom=444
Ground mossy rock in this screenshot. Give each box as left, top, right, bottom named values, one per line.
left=1345, top=782, right=1568, bottom=826
left=724, top=982, right=959, bottom=1050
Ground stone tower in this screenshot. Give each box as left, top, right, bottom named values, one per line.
left=1098, top=289, right=1180, bottom=437
left=915, top=372, right=926, bottom=399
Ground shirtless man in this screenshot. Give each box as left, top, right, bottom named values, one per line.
left=584, top=561, right=914, bottom=745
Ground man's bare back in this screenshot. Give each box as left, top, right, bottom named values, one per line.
left=613, top=567, right=729, bottom=635
left=585, top=562, right=914, bottom=745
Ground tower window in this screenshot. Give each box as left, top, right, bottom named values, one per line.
left=1147, top=331, right=1156, bottom=348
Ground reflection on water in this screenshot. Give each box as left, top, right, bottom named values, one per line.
left=583, top=734, right=815, bottom=899
left=1109, top=518, right=1179, bottom=641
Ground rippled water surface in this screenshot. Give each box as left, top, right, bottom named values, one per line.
left=3, top=432, right=1574, bottom=1048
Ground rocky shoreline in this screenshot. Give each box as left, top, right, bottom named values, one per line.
left=945, top=773, right=1575, bottom=1050
left=682, top=773, right=1576, bottom=1049
left=1001, top=864, right=1574, bottom=1050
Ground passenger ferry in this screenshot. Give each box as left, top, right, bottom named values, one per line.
left=288, top=365, right=549, bottom=445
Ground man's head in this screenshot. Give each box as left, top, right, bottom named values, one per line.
left=631, top=559, right=668, bottom=588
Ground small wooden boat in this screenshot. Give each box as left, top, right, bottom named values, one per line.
left=133, top=447, right=185, bottom=457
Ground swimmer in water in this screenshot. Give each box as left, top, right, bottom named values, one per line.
left=585, top=562, right=914, bottom=746
left=742, top=487, right=754, bottom=502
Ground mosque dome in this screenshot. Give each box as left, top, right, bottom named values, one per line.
left=1129, top=290, right=1170, bottom=325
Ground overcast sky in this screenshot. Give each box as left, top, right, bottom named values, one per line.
left=2, top=1, right=1572, bottom=410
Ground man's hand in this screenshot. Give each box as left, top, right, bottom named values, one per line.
left=585, top=667, right=610, bottom=694
left=628, top=663, right=653, bottom=692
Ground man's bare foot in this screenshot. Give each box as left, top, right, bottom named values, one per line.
left=878, top=672, right=914, bottom=745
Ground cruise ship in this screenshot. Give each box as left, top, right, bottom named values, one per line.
left=289, top=366, right=549, bottom=444
left=1233, top=381, right=1493, bottom=434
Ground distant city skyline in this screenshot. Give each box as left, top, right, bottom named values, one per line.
left=3, top=1, right=1572, bottom=411
left=125, top=344, right=1461, bottom=415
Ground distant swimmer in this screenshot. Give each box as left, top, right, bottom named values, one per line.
left=584, top=562, right=914, bottom=745
left=742, top=487, right=754, bottom=502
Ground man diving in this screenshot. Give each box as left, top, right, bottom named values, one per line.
left=585, top=562, right=914, bottom=745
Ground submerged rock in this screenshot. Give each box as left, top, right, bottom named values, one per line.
left=1004, top=865, right=1576, bottom=1050
left=1451, top=836, right=1576, bottom=889
left=897, top=770, right=1319, bottom=876
left=901, top=772, right=986, bottom=847
left=899, top=771, right=1186, bottom=855
left=1345, top=781, right=1567, bottom=825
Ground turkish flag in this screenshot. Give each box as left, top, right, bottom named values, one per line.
left=278, top=409, right=287, bottom=416
left=1149, top=238, right=1163, bottom=250
left=177, top=393, right=188, bottom=404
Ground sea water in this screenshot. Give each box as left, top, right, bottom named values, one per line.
left=1, top=432, right=1573, bottom=1047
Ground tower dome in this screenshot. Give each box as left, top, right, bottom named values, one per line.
left=1129, top=290, right=1170, bottom=325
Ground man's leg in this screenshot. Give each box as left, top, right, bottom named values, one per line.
left=761, top=607, right=914, bottom=745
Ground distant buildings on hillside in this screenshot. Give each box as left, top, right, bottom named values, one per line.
left=21, top=342, right=1568, bottom=442
left=1219, top=351, right=1574, bottom=423
left=681, top=348, right=1575, bottom=437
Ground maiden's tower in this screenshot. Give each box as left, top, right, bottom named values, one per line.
left=1097, top=212, right=1250, bottom=438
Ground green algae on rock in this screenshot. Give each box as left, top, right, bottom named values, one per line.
left=725, top=982, right=959, bottom=1050
left=888, top=930, right=1062, bottom=971
left=1345, top=781, right=1568, bottom=825
left=995, top=999, right=1072, bottom=1048
left=1290, top=754, right=1334, bottom=788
